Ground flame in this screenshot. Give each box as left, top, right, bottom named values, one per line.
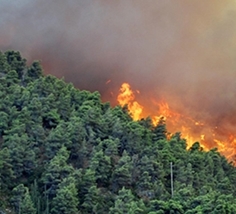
left=117, top=83, right=143, bottom=120
left=117, top=83, right=236, bottom=163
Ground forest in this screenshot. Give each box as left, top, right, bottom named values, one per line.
left=0, top=50, right=236, bottom=213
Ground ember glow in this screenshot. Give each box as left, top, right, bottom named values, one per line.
left=117, top=83, right=236, bottom=162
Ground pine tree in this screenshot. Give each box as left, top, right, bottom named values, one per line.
left=81, top=185, right=106, bottom=214
left=90, top=149, right=112, bottom=187
left=51, top=177, right=79, bottom=214
left=21, top=188, right=37, bottom=214
left=11, top=184, right=36, bottom=214
left=5, top=50, right=26, bottom=79
left=26, top=61, right=43, bottom=82
left=0, top=147, right=15, bottom=190
left=109, top=187, right=146, bottom=214
left=0, top=111, right=8, bottom=136
left=111, top=150, right=133, bottom=192
left=152, top=117, right=167, bottom=142
left=42, top=146, right=74, bottom=199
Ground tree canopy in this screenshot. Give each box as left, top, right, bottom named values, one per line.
left=0, top=50, right=236, bottom=213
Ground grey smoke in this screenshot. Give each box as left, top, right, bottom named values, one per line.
left=1, top=0, right=236, bottom=152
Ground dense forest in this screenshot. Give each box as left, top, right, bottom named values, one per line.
left=0, top=50, right=236, bottom=213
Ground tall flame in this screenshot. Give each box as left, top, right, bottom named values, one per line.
left=117, top=83, right=143, bottom=120
left=117, top=82, right=236, bottom=162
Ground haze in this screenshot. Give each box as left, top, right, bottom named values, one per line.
left=1, top=0, right=236, bottom=150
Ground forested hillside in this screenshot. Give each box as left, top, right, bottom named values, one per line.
left=0, top=51, right=236, bottom=213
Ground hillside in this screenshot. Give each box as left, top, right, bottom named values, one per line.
left=0, top=50, right=236, bottom=213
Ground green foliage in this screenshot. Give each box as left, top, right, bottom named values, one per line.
left=81, top=185, right=106, bottom=214
left=90, top=149, right=112, bottom=187
left=0, top=50, right=236, bottom=213
left=10, top=184, right=36, bottom=214
left=42, top=146, right=74, bottom=199
left=26, top=61, right=43, bottom=82
left=112, top=150, right=133, bottom=192
left=20, top=188, right=37, bottom=214
left=109, top=187, right=146, bottom=214
left=5, top=50, right=26, bottom=79
left=0, top=111, right=8, bottom=136
left=0, top=147, right=15, bottom=192
left=51, top=177, right=79, bottom=214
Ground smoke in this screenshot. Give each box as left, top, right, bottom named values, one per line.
left=1, top=0, right=236, bottom=153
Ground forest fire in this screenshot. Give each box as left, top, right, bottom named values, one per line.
left=2, top=1, right=236, bottom=163
left=117, top=83, right=236, bottom=162
left=117, top=83, right=143, bottom=120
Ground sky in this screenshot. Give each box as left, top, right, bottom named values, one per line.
left=1, top=0, right=236, bottom=153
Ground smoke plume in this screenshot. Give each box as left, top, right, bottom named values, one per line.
left=1, top=0, right=236, bottom=156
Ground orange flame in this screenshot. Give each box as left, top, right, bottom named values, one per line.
left=117, top=83, right=236, bottom=163
left=117, top=83, right=143, bottom=120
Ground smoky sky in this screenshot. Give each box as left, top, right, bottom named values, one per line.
left=1, top=0, right=236, bottom=146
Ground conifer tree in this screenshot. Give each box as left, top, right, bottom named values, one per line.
left=109, top=187, right=146, bottom=214
left=26, top=61, right=43, bottom=82
left=81, top=185, right=106, bottom=214
left=90, top=149, right=112, bottom=187
left=42, top=146, right=74, bottom=199
left=111, top=150, right=133, bottom=192
left=11, top=184, right=36, bottom=214
left=5, top=50, right=26, bottom=79
left=0, top=147, right=15, bottom=190
left=21, top=188, right=37, bottom=214
left=51, top=177, right=79, bottom=214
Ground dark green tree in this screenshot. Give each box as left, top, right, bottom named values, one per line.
left=109, top=187, right=146, bottom=214
left=90, top=149, right=112, bottom=187
left=51, top=176, right=79, bottom=214
left=0, top=147, right=15, bottom=191
left=21, top=188, right=37, bottom=214
left=5, top=50, right=26, bottom=79
left=42, top=146, right=74, bottom=199
left=11, top=184, right=36, bottom=214
left=81, top=185, right=107, bottom=214
left=152, top=117, right=167, bottom=142
left=111, top=150, right=133, bottom=192
left=26, top=61, right=43, bottom=82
